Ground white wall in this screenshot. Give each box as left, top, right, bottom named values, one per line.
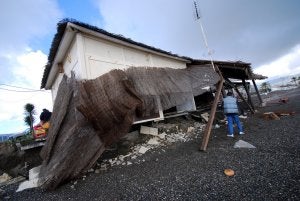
left=82, top=35, right=186, bottom=79
left=51, top=39, right=79, bottom=102
left=50, top=32, right=193, bottom=114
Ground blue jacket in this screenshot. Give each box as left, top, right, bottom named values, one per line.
left=223, top=96, right=239, bottom=114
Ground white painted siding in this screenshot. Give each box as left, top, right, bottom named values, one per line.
left=63, top=39, right=79, bottom=77
left=50, top=32, right=192, bottom=114
left=51, top=39, right=80, bottom=102
left=83, top=35, right=186, bottom=79
left=51, top=73, right=63, bottom=103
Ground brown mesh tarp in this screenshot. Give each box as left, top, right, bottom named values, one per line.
left=126, top=65, right=219, bottom=115
left=38, top=66, right=219, bottom=190
left=77, top=69, right=144, bottom=145
left=39, top=75, right=107, bottom=190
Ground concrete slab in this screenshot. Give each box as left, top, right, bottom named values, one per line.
left=234, top=140, right=256, bottom=149
left=140, top=126, right=158, bottom=136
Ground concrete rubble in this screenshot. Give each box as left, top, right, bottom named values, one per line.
left=0, top=173, right=12, bottom=183
left=100, top=121, right=206, bottom=169
left=16, top=166, right=42, bottom=192
left=140, top=126, right=158, bottom=136
left=234, top=140, right=256, bottom=149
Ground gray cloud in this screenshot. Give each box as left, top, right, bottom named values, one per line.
left=96, top=0, right=300, bottom=68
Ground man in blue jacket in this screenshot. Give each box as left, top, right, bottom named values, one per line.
left=223, top=91, right=244, bottom=137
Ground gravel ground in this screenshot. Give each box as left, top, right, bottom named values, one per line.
left=2, top=88, right=300, bottom=201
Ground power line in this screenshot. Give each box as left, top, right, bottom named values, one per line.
left=0, top=87, right=49, bottom=93
left=0, top=84, right=50, bottom=93
left=0, top=83, right=45, bottom=91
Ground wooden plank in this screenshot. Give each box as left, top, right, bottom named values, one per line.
left=252, top=79, right=263, bottom=106
left=200, top=79, right=224, bottom=151
left=242, top=79, right=255, bottom=110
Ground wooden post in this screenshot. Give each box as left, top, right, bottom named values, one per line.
left=221, top=86, right=226, bottom=97
left=242, top=79, right=255, bottom=110
left=252, top=79, right=263, bottom=106
left=200, top=79, right=224, bottom=151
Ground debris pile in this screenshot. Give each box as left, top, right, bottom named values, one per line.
left=37, top=67, right=218, bottom=190
left=98, top=121, right=205, bottom=169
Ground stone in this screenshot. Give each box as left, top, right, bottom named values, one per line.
left=0, top=173, right=12, bottom=183
left=147, top=137, right=160, bottom=145
left=158, top=132, right=166, bottom=139
left=16, top=178, right=40, bottom=192
left=201, top=113, right=209, bottom=122
left=187, top=127, right=195, bottom=133
left=234, top=140, right=256, bottom=149
left=29, top=165, right=41, bottom=180
left=140, top=126, right=158, bottom=136
left=138, top=146, right=150, bottom=154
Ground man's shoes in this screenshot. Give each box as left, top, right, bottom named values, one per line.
left=227, top=134, right=234, bottom=137
left=239, top=132, right=245, bottom=135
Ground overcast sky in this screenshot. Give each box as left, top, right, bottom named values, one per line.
left=0, top=0, right=300, bottom=134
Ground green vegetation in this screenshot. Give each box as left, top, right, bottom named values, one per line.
left=291, top=77, right=297, bottom=85
left=24, top=103, right=36, bottom=136
left=260, top=82, right=272, bottom=93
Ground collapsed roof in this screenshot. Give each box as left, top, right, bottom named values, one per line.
left=191, top=60, right=267, bottom=80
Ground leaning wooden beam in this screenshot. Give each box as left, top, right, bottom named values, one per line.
left=200, top=79, right=224, bottom=151
left=242, top=79, right=255, bottom=110
left=251, top=79, right=263, bottom=106
left=221, top=86, right=226, bottom=97
left=225, top=78, right=255, bottom=114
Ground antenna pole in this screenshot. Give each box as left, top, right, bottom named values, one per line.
left=193, top=1, right=217, bottom=73
left=193, top=1, right=225, bottom=151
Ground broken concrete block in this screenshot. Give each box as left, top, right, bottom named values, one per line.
left=16, top=165, right=43, bottom=192
left=29, top=165, right=41, bottom=181
left=100, top=165, right=107, bottom=171
left=214, top=124, right=220, bottom=129
left=234, top=140, right=256, bottom=149
left=187, top=127, right=195, bottom=133
left=201, top=113, right=209, bottom=122
left=158, top=132, right=166, bottom=139
left=147, top=137, right=160, bottom=145
left=0, top=173, right=12, bottom=183
left=138, top=146, right=150, bottom=154
left=140, top=126, right=158, bottom=136
left=16, top=178, right=40, bottom=192
left=0, top=176, right=25, bottom=188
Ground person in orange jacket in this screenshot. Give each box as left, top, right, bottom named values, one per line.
left=34, top=109, right=52, bottom=139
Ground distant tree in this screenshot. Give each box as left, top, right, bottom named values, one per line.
left=24, top=103, right=36, bottom=135
left=291, top=77, right=297, bottom=85
left=260, top=82, right=272, bottom=93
